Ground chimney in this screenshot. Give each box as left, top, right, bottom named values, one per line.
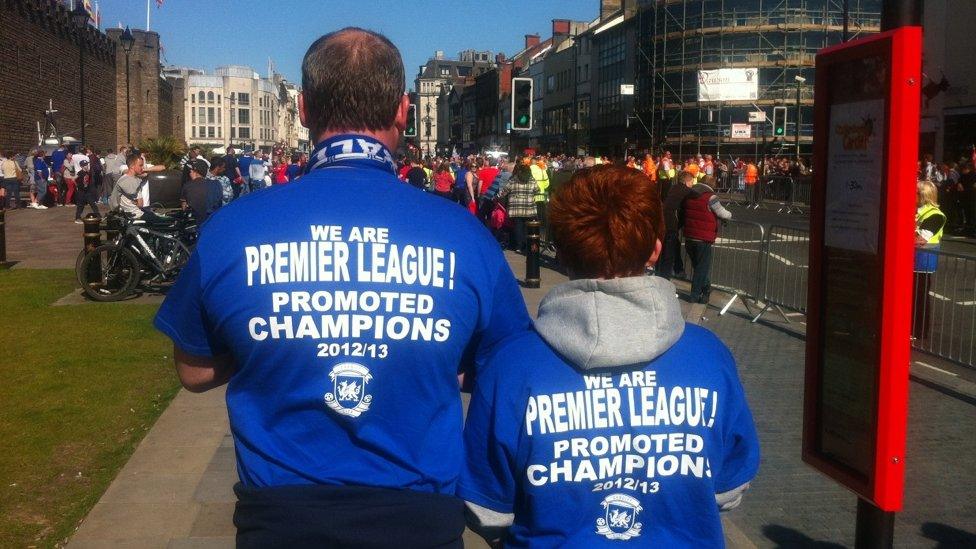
left=600, top=0, right=622, bottom=20
left=435, top=50, right=445, bottom=60
left=552, top=19, right=570, bottom=36
left=495, top=53, right=507, bottom=63
left=524, top=34, right=540, bottom=49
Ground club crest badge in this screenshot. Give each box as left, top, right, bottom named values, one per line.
left=595, top=493, right=643, bottom=540
left=324, top=362, right=373, bottom=418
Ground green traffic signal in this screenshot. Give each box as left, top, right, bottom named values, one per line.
left=517, top=115, right=529, bottom=126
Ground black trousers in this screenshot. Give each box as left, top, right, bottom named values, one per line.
left=74, top=187, right=100, bottom=219
left=233, top=483, right=465, bottom=549
left=656, top=230, right=684, bottom=279
left=685, top=239, right=714, bottom=303
left=912, top=272, right=933, bottom=341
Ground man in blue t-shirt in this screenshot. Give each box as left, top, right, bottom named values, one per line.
left=460, top=165, right=759, bottom=548
left=154, top=27, right=530, bottom=548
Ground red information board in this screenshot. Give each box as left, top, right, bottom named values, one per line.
left=803, top=27, right=922, bottom=512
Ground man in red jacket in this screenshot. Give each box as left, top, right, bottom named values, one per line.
left=682, top=175, right=732, bottom=303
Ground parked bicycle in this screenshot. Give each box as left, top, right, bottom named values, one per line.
left=76, top=210, right=198, bottom=301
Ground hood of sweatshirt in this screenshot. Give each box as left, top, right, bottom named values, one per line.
left=533, top=275, right=685, bottom=371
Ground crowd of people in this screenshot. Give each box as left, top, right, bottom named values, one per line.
left=919, top=151, right=976, bottom=237
left=0, top=141, right=313, bottom=227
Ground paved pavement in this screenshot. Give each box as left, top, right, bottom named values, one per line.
left=2, top=203, right=86, bottom=269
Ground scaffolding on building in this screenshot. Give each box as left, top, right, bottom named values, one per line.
left=636, top=0, right=881, bottom=159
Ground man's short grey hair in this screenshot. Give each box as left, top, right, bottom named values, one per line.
left=582, top=156, right=596, bottom=168
left=302, top=27, right=405, bottom=138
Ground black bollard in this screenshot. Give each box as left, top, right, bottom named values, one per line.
left=83, top=213, right=102, bottom=281
left=525, top=219, right=541, bottom=288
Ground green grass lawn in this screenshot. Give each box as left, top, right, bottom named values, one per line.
left=0, top=269, right=180, bottom=548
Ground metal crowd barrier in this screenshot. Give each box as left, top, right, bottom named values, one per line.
left=697, top=220, right=975, bottom=369
left=911, top=250, right=976, bottom=369
left=678, top=220, right=766, bottom=316
left=753, top=225, right=810, bottom=322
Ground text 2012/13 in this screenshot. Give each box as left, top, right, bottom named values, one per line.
left=593, top=478, right=660, bottom=495
left=317, top=342, right=389, bottom=359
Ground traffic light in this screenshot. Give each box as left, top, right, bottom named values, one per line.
left=511, top=77, right=533, bottom=131
left=404, top=104, right=417, bottom=137
left=773, top=106, right=787, bottom=137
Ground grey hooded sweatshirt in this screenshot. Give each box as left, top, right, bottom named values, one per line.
left=465, top=275, right=752, bottom=539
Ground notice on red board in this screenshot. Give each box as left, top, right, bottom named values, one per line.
left=825, top=99, right=885, bottom=254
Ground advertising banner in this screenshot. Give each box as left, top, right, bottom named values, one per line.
left=731, top=124, right=752, bottom=139
left=697, top=68, right=759, bottom=102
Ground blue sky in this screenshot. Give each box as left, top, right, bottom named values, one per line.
left=92, top=0, right=597, bottom=90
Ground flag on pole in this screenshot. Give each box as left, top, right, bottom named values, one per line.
left=156, top=0, right=163, bottom=7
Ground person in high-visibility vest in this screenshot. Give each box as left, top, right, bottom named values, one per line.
left=642, top=153, right=657, bottom=182
left=913, top=180, right=946, bottom=343
left=530, top=156, right=551, bottom=237
left=744, top=160, right=759, bottom=207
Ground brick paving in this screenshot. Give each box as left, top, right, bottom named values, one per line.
left=704, top=301, right=976, bottom=548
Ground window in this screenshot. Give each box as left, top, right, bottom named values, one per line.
left=208, top=107, right=215, bottom=124
left=547, top=75, right=555, bottom=93
left=191, top=126, right=196, bottom=138
left=238, top=93, right=250, bottom=105
left=198, top=125, right=206, bottom=137
left=198, top=107, right=205, bottom=120
left=238, top=127, right=251, bottom=139
left=231, top=127, right=236, bottom=139
left=208, top=127, right=215, bottom=138
left=191, top=108, right=196, bottom=123
left=207, top=91, right=214, bottom=103
left=198, top=91, right=205, bottom=103
left=218, top=94, right=221, bottom=104
left=191, top=94, right=195, bottom=104
left=217, top=109, right=221, bottom=124
left=238, top=109, right=250, bottom=124
left=218, top=127, right=222, bottom=138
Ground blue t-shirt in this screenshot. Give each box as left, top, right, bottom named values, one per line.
left=286, top=164, right=301, bottom=182
left=454, top=167, right=468, bottom=190
left=34, top=157, right=49, bottom=180
left=154, top=135, right=530, bottom=494
left=239, top=155, right=254, bottom=179
left=51, top=149, right=67, bottom=173
left=460, top=325, right=760, bottom=548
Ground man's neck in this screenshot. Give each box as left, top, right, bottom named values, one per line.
left=315, top=128, right=400, bottom=153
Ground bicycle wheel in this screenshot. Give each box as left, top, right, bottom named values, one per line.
left=78, top=244, right=141, bottom=302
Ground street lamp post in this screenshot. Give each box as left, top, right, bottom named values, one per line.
left=120, top=27, right=135, bottom=146
left=70, top=3, right=89, bottom=146
left=794, top=75, right=805, bottom=164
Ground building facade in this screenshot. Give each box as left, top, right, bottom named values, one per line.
left=920, top=0, right=976, bottom=162
left=184, top=65, right=282, bottom=152
left=1, top=0, right=118, bottom=153
left=414, top=50, right=495, bottom=156
left=106, top=28, right=173, bottom=148
left=637, top=0, right=881, bottom=159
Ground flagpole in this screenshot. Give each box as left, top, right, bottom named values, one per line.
left=146, top=0, right=150, bottom=30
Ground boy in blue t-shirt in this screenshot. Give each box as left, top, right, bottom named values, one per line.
left=460, top=165, right=760, bottom=548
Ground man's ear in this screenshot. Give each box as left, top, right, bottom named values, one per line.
left=394, top=94, right=410, bottom=132
left=298, top=92, right=308, bottom=128
left=647, top=238, right=663, bottom=267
